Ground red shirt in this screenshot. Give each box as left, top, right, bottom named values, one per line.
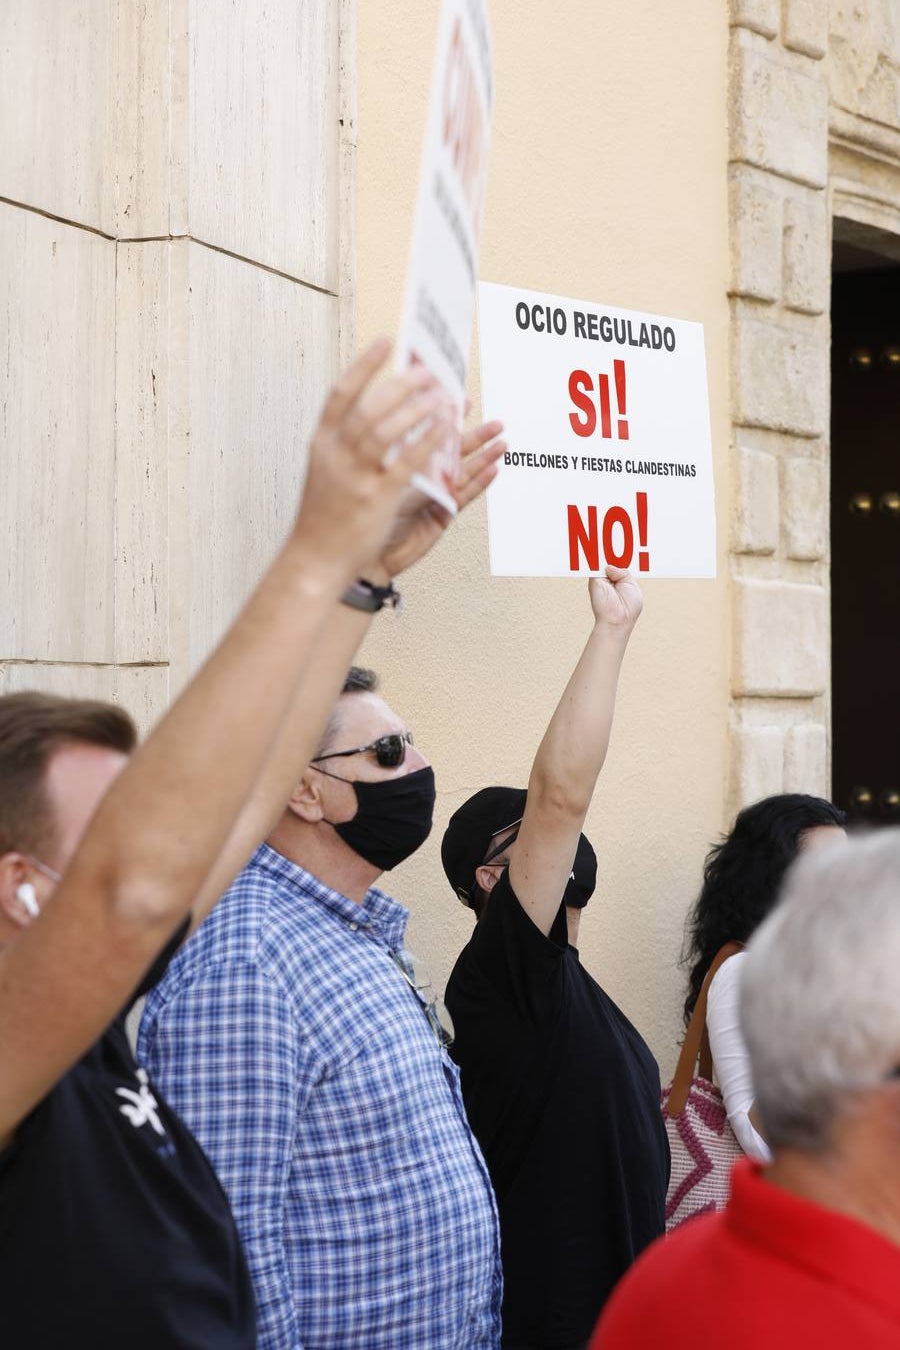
left=590, top=1159, right=900, bottom=1349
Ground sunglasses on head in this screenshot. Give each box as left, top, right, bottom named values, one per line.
left=311, top=730, right=414, bottom=770
left=480, top=822, right=574, bottom=885
left=482, top=819, right=522, bottom=866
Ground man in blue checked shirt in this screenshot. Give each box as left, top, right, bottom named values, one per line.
left=139, top=426, right=506, bottom=1349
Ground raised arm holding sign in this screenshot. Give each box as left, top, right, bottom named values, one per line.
left=441, top=570, right=670, bottom=1345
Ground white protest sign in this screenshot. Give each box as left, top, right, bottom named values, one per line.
left=397, top=0, right=493, bottom=512
left=478, top=281, right=717, bottom=578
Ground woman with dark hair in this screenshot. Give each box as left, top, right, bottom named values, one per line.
left=682, top=793, right=846, bottom=1159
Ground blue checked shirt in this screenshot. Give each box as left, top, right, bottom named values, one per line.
left=138, top=844, right=502, bottom=1350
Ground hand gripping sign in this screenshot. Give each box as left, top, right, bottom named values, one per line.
left=478, top=281, right=717, bottom=578
left=396, top=0, right=493, bottom=513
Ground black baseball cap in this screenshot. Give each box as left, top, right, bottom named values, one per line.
left=441, top=786, right=597, bottom=909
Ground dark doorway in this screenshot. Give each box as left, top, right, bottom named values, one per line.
left=831, top=226, right=900, bottom=825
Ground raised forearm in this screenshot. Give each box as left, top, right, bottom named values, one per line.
left=0, top=535, right=349, bottom=1143
left=527, top=621, right=631, bottom=819
left=0, top=340, right=457, bottom=1141
left=74, top=535, right=349, bottom=924
left=508, top=575, right=641, bottom=936
left=189, top=598, right=375, bottom=928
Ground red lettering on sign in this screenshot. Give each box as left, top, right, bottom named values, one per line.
left=636, top=491, right=649, bottom=570
left=567, top=504, right=600, bottom=570
left=602, top=505, right=633, bottom=568
left=598, top=373, right=612, bottom=439
left=566, top=493, right=651, bottom=573
left=568, top=371, right=596, bottom=437
left=566, top=362, right=631, bottom=441
left=614, top=359, right=628, bottom=440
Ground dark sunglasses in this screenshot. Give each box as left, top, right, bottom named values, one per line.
left=311, top=730, right=414, bottom=770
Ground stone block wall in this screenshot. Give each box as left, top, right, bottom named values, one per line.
left=727, top=0, right=900, bottom=814
left=0, top=0, right=350, bottom=729
left=727, top=0, right=831, bottom=811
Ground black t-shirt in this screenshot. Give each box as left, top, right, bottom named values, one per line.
left=0, top=924, right=256, bottom=1349
left=445, top=873, right=669, bottom=1349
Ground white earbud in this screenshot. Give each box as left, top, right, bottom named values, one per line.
left=16, top=882, right=40, bottom=919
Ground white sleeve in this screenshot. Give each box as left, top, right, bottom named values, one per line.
left=706, top=953, right=771, bottom=1163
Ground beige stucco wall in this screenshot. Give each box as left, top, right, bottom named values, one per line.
left=356, top=0, right=733, bottom=1069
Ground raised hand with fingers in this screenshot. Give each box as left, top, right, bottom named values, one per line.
left=378, top=417, right=506, bottom=580
left=294, top=338, right=453, bottom=578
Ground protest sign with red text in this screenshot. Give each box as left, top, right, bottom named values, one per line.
left=478, top=281, right=716, bottom=577
left=397, top=0, right=493, bottom=513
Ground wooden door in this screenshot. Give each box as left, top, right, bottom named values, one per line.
left=830, top=267, right=900, bottom=824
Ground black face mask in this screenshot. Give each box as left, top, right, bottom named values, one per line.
left=322, top=765, right=436, bottom=871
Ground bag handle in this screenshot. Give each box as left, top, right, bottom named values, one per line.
left=664, top=941, right=743, bottom=1118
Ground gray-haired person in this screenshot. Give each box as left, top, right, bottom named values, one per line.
left=590, top=828, right=900, bottom=1350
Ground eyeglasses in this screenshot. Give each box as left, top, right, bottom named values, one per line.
left=312, top=730, right=414, bottom=770
left=390, top=946, right=455, bottom=1049
left=480, top=827, right=572, bottom=882
left=482, top=820, right=522, bottom=866
left=455, top=820, right=522, bottom=903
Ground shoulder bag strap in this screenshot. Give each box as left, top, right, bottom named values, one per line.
left=664, top=941, right=743, bottom=1118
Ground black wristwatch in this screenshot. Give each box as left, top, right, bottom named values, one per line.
left=341, top=578, right=403, bottom=613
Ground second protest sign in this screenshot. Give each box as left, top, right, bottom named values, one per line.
left=478, top=281, right=717, bottom=578
left=397, top=0, right=493, bottom=512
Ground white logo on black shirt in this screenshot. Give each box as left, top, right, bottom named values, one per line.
left=115, top=1068, right=166, bottom=1136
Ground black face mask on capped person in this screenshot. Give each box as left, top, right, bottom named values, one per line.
left=317, top=765, right=436, bottom=871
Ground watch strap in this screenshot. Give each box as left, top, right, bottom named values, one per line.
left=341, top=578, right=402, bottom=613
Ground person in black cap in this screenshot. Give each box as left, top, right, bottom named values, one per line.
left=442, top=568, right=669, bottom=1350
